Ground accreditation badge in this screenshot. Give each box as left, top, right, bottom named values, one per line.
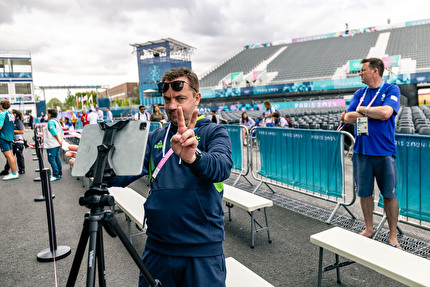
left=356, top=117, right=369, bottom=136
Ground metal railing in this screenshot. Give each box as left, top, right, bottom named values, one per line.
left=248, top=126, right=356, bottom=223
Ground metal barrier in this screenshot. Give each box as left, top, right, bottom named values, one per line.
left=249, top=126, right=356, bottom=224
left=374, top=134, right=430, bottom=234
left=149, top=121, right=163, bottom=132
left=224, top=125, right=252, bottom=187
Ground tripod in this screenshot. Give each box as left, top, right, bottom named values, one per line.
left=66, top=121, right=161, bottom=287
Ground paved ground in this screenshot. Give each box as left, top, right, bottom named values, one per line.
left=0, top=130, right=428, bottom=286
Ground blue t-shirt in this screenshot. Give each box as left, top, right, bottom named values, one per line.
left=347, top=82, right=400, bottom=157
left=0, top=110, right=15, bottom=142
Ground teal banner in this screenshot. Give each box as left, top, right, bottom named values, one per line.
left=199, top=71, right=430, bottom=101
left=256, top=128, right=344, bottom=197
left=224, top=125, right=243, bottom=170
left=379, top=135, right=430, bottom=222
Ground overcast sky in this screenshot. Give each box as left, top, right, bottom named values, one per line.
left=1, top=0, right=429, bottom=101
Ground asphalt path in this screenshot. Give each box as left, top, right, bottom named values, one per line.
left=0, top=130, right=421, bottom=286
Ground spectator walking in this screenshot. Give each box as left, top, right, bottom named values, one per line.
left=1, top=109, right=26, bottom=174
left=0, top=100, right=19, bottom=180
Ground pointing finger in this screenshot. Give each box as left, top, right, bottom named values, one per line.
left=177, top=106, right=185, bottom=130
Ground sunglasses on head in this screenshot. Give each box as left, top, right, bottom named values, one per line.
left=158, top=80, right=198, bottom=94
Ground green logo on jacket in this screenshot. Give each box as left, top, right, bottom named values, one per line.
left=154, top=140, right=163, bottom=149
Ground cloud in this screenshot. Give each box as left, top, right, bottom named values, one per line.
left=1, top=0, right=430, bottom=97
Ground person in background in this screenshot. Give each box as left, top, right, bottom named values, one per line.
left=81, top=109, right=89, bottom=127
left=263, top=100, right=275, bottom=119
left=39, top=112, right=46, bottom=123
left=0, top=100, right=19, bottom=180
left=273, top=112, right=289, bottom=128
left=150, top=104, right=166, bottom=124
left=209, top=110, right=228, bottom=124
left=96, top=106, right=104, bottom=121
left=343, top=57, right=401, bottom=249
left=59, top=117, right=66, bottom=128
left=0, top=109, right=25, bottom=175
left=43, top=108, right=63, bottom=182
left=71, top=111, right=77, bottom=128
left=87, top=109, right=99, bottom=125
left=28, top=112, right=34, bottom=130
left=23, top=113, right=29, bottom=130
left=64, top=117, right=74, bottom=129
left=106, top=107, right=113, bottom=123
left=135, top=105, right=151, bottom=121
left=239, top=111, right=255, bottom=145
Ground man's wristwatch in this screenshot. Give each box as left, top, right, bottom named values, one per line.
left=194, top=148, right=202, bottom=163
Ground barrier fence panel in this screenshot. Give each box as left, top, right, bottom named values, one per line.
left=256, top=128, right=344, bottom=197
left=149, top=121, right=163, bottom=132
left=251, top=127, right=355, bottom=223
left=224, top=124, right=252, bottom=186
left=376, top=134, right=430, bottom=231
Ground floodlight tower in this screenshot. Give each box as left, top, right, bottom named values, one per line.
left=130, top=38, right=195, bottom=104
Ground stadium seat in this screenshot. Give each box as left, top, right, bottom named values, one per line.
left=398, top=127, right=415, bottom=134
left=418, top=127, right=430, bottom=135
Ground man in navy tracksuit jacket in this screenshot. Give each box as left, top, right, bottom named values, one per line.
left=108, top=67, right=233, bottom=287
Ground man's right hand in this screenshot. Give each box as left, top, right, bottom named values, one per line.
left=65, top=144, right=78, bottom=165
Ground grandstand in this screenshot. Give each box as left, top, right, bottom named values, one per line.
left=199, top=45, right=286, bottom=88
left=267, top=32, right=380, bottom=82
left=198, top=18, right=430, bottom=109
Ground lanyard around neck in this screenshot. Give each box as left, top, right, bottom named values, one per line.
left=356, top=82, right=385, bottom=111
left=151, top=122, right=199, bottom=183
left=151, top=123, right=173, bottom=183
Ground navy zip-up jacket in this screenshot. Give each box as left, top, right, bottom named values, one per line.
left=109, top=117, right=233, bottom=257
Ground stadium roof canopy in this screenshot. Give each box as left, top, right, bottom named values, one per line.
left=130, top=38, right=195, bottom=55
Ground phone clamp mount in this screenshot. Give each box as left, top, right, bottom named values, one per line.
left=66, top=120, right=161, bottom=287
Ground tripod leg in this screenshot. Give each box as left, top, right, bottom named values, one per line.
left=67, top=216, right=90, bottom=287
left=96, top=224, right=107, bottom=287
left=104, top=211, right=161, bottom=287
left=86, top=217, right=100, bottom=287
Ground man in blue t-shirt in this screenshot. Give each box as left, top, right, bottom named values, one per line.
left=0, top=99, right=19, bottom=180
left=343, top=58, right=401, bottom=249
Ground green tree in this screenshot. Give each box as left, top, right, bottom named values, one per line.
left=120, top=98, right=129, bottom=107
left=47, top=98, right=63, bottom=110
left=64, top=93, right=76, bottom=110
